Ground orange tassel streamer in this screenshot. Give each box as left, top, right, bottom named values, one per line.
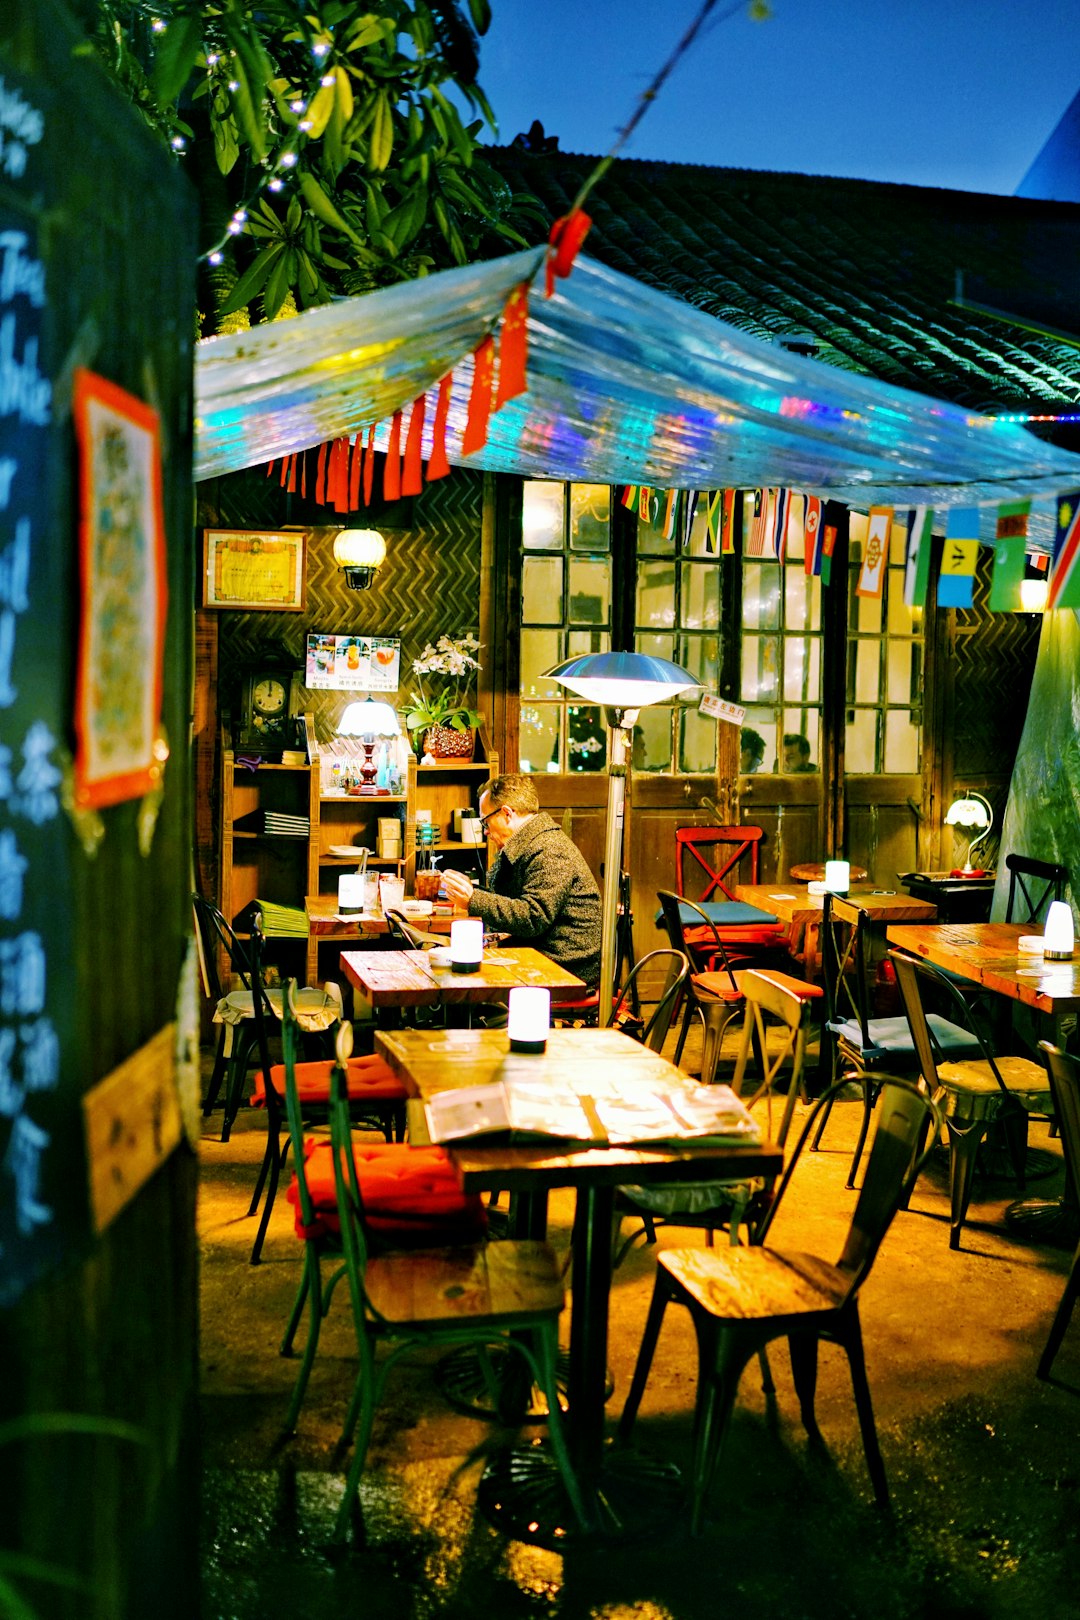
left=349, top=432, right=363, bottom=508
left=462, top=336, right=495, bottom=458
left=286, top=453, right=298, bottom=494
left=384, top=410, right=403, bottom=501
left=266, top=460, right=276, bottom=478
left=363, top=423, right=376, bottom=505
left=402, top=394, right=427, bottom=496
left=494, top=283, right=529, bottom=411
left=427, top=375, right=452, bottom=481
left=315, top=441, right=329, bottom=504
left=545, top=208, right=592, bottom=297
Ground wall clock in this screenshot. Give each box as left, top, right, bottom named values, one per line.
left=236, top=665, right=295, bottom=753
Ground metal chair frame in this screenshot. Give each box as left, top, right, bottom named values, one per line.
left=1004, top=853, right=1070, bottom=926
left=1035, top=1042, right=1080, bottom=1380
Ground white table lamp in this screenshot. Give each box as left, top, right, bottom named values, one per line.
left=450, top=917, right=483, bottom=973
left=824, top=860, right=850, bottom=896
left=1043, top=900, right=1075, bottom=961
left=943, top=791, right=993, bottom=873
left=508, top=986, right=550, bottom=1053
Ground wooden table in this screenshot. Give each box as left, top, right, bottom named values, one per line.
left=887, top=921, right=1079, bottom=1244
left=306, top=894, right=462, bottom=979
left=375, top=1025, right=782, bottom=1545
left=341, top=946, right=585, bottom=1017
left=736, top=883, right=937, bottom=973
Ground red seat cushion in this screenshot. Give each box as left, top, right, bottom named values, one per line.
left=287, top=1140, right=487, bottom=1245
left=683, top=923, right=788, bottom=951
left=747, top=968, right=824, bottom=1003
left=252, top=1054, right=408, bottom=1107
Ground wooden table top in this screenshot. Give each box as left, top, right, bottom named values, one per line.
left=887, top=921, right=1080, bottom=1014
left=736, top=883, right=937, bottom=926
left=307, top=894, right=462, bottom=938
left=341, top=946, right=585, bottom=1008
left=374, top=1026, right=783, bottom=1192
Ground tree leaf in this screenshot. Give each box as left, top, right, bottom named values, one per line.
left=466, top=0, right=492, bottom=34
left=263, top=248, right=294, bottom=320
left=304, top=81, right=336, bottom=141
left=217, top=242, right=284, bottom=315
left=299, top=171, right=361, bottom=243
left=369, top=91, right=393, bottom=171
left=335, top=65, right=354, bottom=125
left=151, top=13, right=203, bottom=107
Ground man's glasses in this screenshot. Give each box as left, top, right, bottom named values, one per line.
left=478, top=807, right=503, bottom=831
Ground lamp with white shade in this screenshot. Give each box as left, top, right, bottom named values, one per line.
left=1043, top=900, right=1075, bottom=961
left=543, top=650, right=700, bottom=1025
left=943, top=791, right=994, bottom=874
left=333, top=528, right=386, bottom=589
left=338, top=697, right=400, bottom=795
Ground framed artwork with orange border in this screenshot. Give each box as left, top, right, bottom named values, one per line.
left=201, top=527, right=308, bottom=610
left=73, top=368, right=168, bottom=811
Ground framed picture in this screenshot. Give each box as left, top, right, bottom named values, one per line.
left=72, top=369, right=168, bottom=811
left=304, top=633, right=400, bottom=692
left=201, top=527, right=307, bottom=611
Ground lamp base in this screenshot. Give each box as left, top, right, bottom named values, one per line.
left=451, top=958, right=482, bottom=974
left=1044, top=947, right=1075, bottom=961
left=509, top=1037, right=547, bottom=1054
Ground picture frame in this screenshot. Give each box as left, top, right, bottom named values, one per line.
left=72, top=368, right=168, bottom=811
left=201, top=527, right=307, bottom=612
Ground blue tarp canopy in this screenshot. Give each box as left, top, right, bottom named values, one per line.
left=194, top=245, right=1080, bottom=538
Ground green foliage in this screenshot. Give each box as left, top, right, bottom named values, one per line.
left=86, top=2, right=545, bottom=330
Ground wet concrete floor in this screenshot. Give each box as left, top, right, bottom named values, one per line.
left=198, top=1028, right=1080, bottom=1620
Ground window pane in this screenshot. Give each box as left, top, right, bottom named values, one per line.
left=522, top=482, right=564, bottom=550
left=780, top=713, right=820, bottom=774
left=636, top=631, right=676, bottom=663
left=742, top=634, right=779, bottom=701
left=519, top=705, right=561, bottom=774
left=679, top=634, right=719, bottom=691
left=522, top=555, right=563, bottom=624
left=569, top=484, right=610, bottom=551
left=679, top=707, right=716, bottom=774
left=846, top=708, right=879, bottom=773
left=567, top=628, right=610, bottom=657
left=849, top=638, right=881, bottom=703
left=784, top=562, right=819, bottom=632
left=740, top=707, right=774, bottom=775
left=567, top=705, right=607, bottom=772
left=520, top=629, right=562, bottom=701
left=633, top=706, right=673, bottom=773
left=886, top=638, right=919, bottom=705
left=783, top=636, right=820, bottom=703
left=887, top=570, right=915, bottom=635
left=884, top=709, right=920, bottom=773
left=680, top=561, right=719, bottom=630
left=568, top=557, right=610, bottom=625
left=636, top=559, right=676, bottom=629
left=742, top=563, right=781, bottom=630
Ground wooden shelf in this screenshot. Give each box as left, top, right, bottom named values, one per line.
left=319, top=793, right=406, bottom=804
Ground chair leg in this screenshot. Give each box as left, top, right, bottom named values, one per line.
left=673, top=994, right=695, bottom=1068
left=202, top=1025, right=229, bottom=1116
left=220, top=1026, right=254, bottom=1143
left=809, top=1092, right=835, bottom=1155
left=249, top=1128, right=289, bottom=1266
left=946, top=1118, right=988, bottom=1251
left=1037, top=1246, right=1080, bottom=1380
left=687, top=1324, right=753, bottom=1535
left=788, top=1332, right=822, bottom=1440
left=618, top=1267, right=675, bottom=1440
left=333, top=1334, right=379, bottom=1543
left=845, top=1076, right=877, bottom=1191
left=282, top=1251, right=322, bottom=1434
left=839, top=1309, right=889, bottom=1507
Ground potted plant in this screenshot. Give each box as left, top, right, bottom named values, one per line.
left=403, top=634, right=483, bottom=759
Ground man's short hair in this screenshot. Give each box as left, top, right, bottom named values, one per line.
left=783, top=732, right=811, bottom=760
left=482, top=772, right=539, bottom=815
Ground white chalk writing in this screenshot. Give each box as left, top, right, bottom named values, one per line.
left=3, top=1113, right=52, bottom=1235
left=0, top=233, right=45, bottom=308
left=0, top=79, right=44, bottom=147
left=11, top=722, right=60, bottom=824
left=0, top=828, right=27, bottom=920
left=0, top=931, right=46, bottom=1017
left=0, top=313, right=50, bottom=427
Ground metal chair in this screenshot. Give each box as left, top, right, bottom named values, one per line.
left=674, top=824, right=789, bottom=965
left=811, top=894, right=978, bottom=1187
left=1004, top=853, right=1070, bottom=925
left=892, top=950, right=1053, bottom=1250
left=657, top=889, right=758, bottom=1085
left=617, top=1073, right=941, bottom=1532
left=325, top=1024, right=585, bottom=1544
left=1035, top=1042, right=1080, bottom=1380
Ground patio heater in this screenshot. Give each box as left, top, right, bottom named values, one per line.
left=543, top=651, right=700, bottom=1024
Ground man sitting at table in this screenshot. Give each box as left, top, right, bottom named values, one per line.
left=440, top=773, right=602, bottom=987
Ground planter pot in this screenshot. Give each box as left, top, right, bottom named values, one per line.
left=424, top=724, right=475, bottom=761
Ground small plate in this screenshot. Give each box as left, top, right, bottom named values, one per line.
left=328, top=844, right=365, bottom=858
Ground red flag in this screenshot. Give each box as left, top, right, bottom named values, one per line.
left=545, top=208, right=592, bottom=297
left=286, top=453, right=298, bottom=494
left=266, top=460, right=275, bottom=478
left=362, top=422, right=376, bottom=505
left=427, top=375, right=452, bottom=481
left=494, top=283, right=529, bottom=410
left=384, top=410, right=403, bottom=501
left=315, top=441, right=329, bottom=503
left=349, top=432, right=363, bottom=508
left=402, top=393, right=426, bottom=496
left=330, top=437, right=347, bottom=511
left=462, top=336, right=495, bottom=457
left=804, top=495, right=822, bottom=575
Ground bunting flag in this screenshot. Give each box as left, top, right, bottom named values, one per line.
left=937, top=507, right=980, bottom=608
left=545, top=207, right=592, bottom=297
left=620, top=484, right=639, bottom=510
left=1048, top=490, right=1080, bottom=611
left=427, top=375, right=452, bottom=481
left=494, top=283, right=529, bottom=410
left=745, top=489, right=767, bottom=556
left=362, top=421, right=376, bottom=504
left=682, top=490, right=699, bottom=551
left=719, top=488, right=736, bottom=555
left=820, top=501, right=846, bottom=586
left=760, top=488, right=778, bottom=558
left=462, top=335, right=496, bottom=457
left=315, top=441, right=329, bottom=503
left=904, top=506, right=934, bottom=607
left=401, top=393, right=426, bottom=497
left=331, top=436, right=349, bottom=511
left=349, top=431, right=363, bottom=508
left=383, top=409, right=403, bottom=501
left=988, top=536, right=1028, bottom=611
left=856, top=506, right=892, bottom=598
left=661, top=488, right=677, bottom=540
left=774, top=488, right=791, bottom=562
left=705, top=490, right=722, bottom=554
left=996, top=499, right=1031, bottom=542
left=286, top=453, right=299, bottom=494
left=803, top=494, right=823, bottom=576
left=638, top=486, right=652, bottom=522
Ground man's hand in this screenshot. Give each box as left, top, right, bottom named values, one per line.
left=441, top=869, right=474, bottom=908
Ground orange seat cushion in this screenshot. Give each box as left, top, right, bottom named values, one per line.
left=746, top=969, right=824, bottom=1003
left=287, top=1140, right=487, bottom=1244
left=252, top=1054, right=408, bottom=1107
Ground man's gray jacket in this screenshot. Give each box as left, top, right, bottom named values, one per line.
left=466, top=812, right=602, bottom=987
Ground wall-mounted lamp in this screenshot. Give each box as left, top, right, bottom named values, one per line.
left=1019, top=574, right=1049, bottom=613
left=338, top=697, right=399, bottom=794
left=333, top=528, right=386, bottom=589
left=944, top=790, right=993, bottom=874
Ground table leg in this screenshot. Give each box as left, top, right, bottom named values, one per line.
left=477, top=1183, right=684, bottom=1546
left=1005, top=1159, right=1079, bottom=1249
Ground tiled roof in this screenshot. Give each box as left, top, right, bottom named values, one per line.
left=488, top=148, right=1080, bottom=422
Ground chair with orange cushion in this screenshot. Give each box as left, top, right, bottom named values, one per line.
left=674, top=825, right=790, bottom=966
left=276, top=984, right=487, bottom=1436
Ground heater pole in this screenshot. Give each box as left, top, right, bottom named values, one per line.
left=599, top=712, right=635, bottom=1027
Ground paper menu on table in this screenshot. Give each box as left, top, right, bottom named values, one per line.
left=424, top=1079, right=761, bottom=1146
left=424, top=1079, right=596, bottom=1145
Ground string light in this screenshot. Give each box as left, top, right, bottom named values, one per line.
left=994, top=412, right=1080, bottom=425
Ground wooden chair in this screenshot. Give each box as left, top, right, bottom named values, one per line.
left=276, top=983, right=487, bottom=1433
left=674, top=825, right=789, bottom=965
left=892, top=950, right=1053, bottom=1250
left=1004, top=853, right=1070, bottom=925
left=325, top=1023, right=585, bottom=1544
left=1035, top=1042, right=1080, bottom=1380
left=617, top=1073, right=940, bottom=1532
left=657, top=889, right=757, bottom=1085
left=811, top=894, right=978, bottom=1187
left=614, top=966, right=822, bottom=1262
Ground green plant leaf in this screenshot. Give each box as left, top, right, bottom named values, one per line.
left=217, top=242, right=285, bottom=315
left=299, top=171, right=361, bottom=243
left=369, top=91, right=394, bottom=171
left=151, top=13, right=203, bottom=107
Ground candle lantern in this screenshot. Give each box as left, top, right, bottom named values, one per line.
left=824, top=860, right=850, bottom=896
left=450, top=918, right=484, bottom=973
left=1043, top=900, right=1075, bottom=961
left=338, top=873, right=366, bottom=914
left=508, top=987, right=550, bottom=1053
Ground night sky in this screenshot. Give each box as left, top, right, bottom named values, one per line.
left=477, top=0, right=1080, bottom=195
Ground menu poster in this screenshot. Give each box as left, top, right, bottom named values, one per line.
left=0, top=70, right=70, bottom=1306
left=305, top=632, right=400, bottom=692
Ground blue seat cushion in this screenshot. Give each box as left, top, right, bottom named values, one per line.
left=830, top=1013, right=979, bottom=1065
left=655, top=900, right=779, bottom=928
